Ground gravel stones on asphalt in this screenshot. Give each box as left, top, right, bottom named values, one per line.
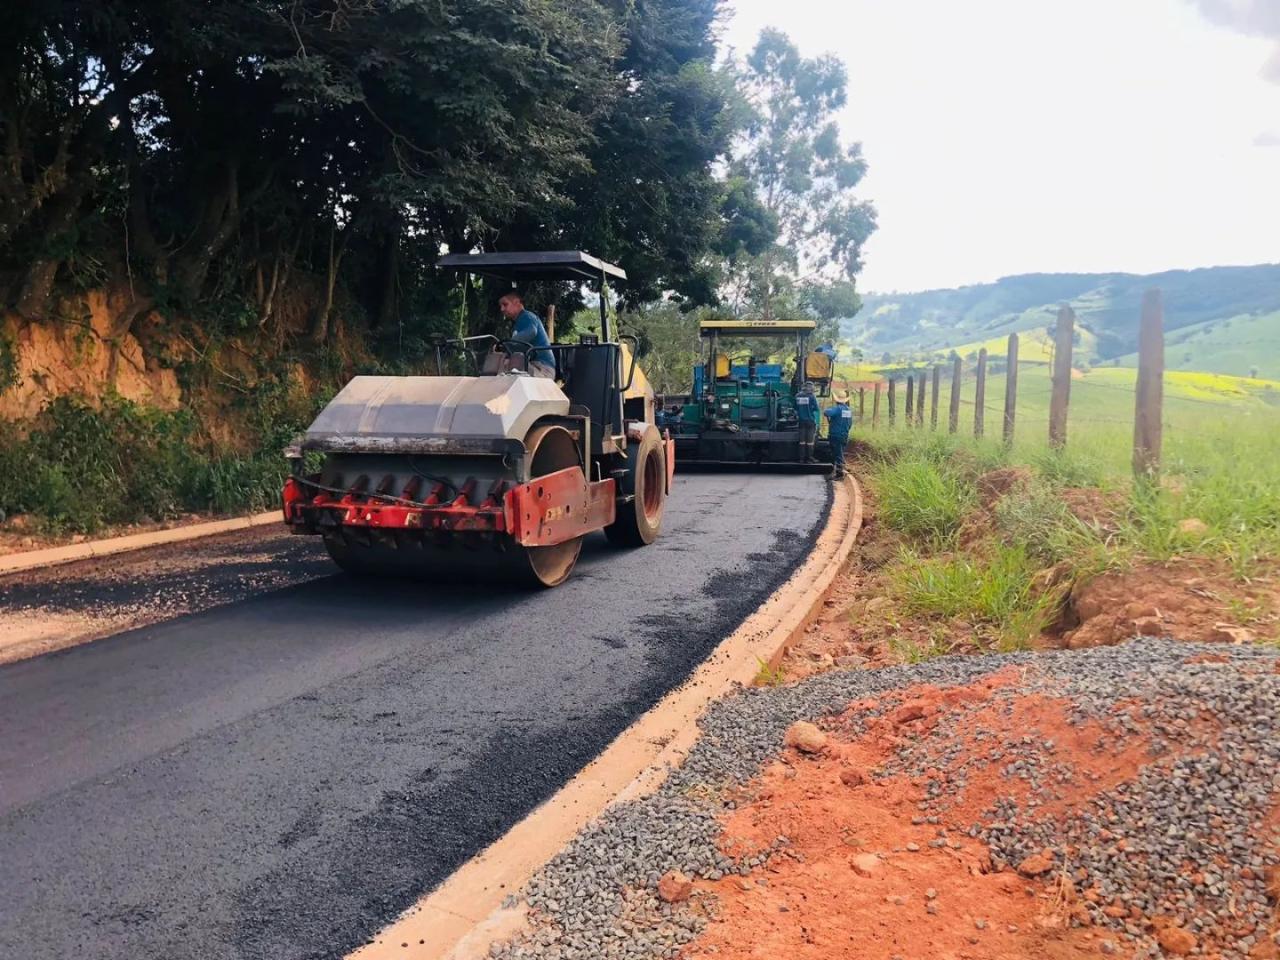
left=493, top=640, right=1280, bottom=960
left=0, top=528, right=331, bottom=655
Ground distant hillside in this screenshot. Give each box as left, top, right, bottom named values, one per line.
left=846, top=265, right=1280, bottom=377
left=1111, top=309, right=1280, bottom=377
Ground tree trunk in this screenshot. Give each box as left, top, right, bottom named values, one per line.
left=104, top=295, right=155, bottom=389
left=172, top=162, right=238, bottom=300
left=171, top=159, right=272, bottom=303
left=312, top=224, right=348, bottom=344
left=257, top=230, right=302, bottom=332
left=0, top=118, right=74, bottom=247
left=15, top=261, right=61, bottom=319
left=257, top=252, right=283, bottom=329
left=760, top=250, right=775, bottom=321
left=374, top=230, right=400, bottom=331
left=14, top=184, right=86, bottom=318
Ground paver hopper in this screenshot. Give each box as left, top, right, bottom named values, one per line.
left=281, top=251, right=674, bottom=587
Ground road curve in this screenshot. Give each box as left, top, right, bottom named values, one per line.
left=0, top=473, right=829, bottom=960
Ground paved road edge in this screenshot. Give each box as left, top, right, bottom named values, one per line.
left=350, top=475, right=864, bottom=960
left=0, top=511, right=282, bottom=575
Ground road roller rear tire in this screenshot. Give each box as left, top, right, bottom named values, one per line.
left=605, top=424, right=666, bottom=547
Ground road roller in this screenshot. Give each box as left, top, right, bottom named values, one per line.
left=280, top=251, right=674, bottom=587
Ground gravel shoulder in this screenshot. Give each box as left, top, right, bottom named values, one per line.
left=487, top=640, right=1280, bottom=960
left=0, top=525, right=330, bottom=663
left=0, top=510, right=261, bottom=557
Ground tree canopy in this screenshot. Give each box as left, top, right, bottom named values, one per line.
left=723, top=28, right=877, bottom=326
left=0, top=0, right=744, bottom=352
left=2, top=4, right=880, bottom=405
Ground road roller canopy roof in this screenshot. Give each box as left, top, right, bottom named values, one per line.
left=698, top=319, right=816, bottom=337
left=436, top=250, right=627, bottom=284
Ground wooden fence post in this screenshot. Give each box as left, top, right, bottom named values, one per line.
left=888, top=379, right=896, bottom=425
left=1003, top=333, right=1019, bottom=446
left=905, top=375, right=915, bottom=423
left=948, top=355, right=962, bottom=433
left=858, top=387, right=865, bottom=422
left=1049, top=305, right=1074, bottom=449
left=545, top=304, right=557, bottom=342
left=872, top=382, right=881, bottom=429
left=930, top=364, right=941, bottom=430
left=916, top=370, right=926, bottom=427
left=1133, top=289, right=1164, bottom=477
left=974, top=348, right=988, bottom=438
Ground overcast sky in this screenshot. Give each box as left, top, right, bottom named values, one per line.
left=720, top=0, right=1280, bottom=294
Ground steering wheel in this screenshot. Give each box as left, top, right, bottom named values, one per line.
left=491, top=338, right=534, bottom=354
left=488, top=338, right=542, bottom=374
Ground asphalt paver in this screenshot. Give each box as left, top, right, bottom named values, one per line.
left=0, top=473, right=828, bottom=960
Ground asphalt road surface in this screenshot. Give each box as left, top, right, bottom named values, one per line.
left=0, top=473, right=829, bottom=960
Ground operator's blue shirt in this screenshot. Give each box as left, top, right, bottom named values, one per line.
left=824, top=401, right=853, bottom=441
left=512, top=308, right=553, bottom=368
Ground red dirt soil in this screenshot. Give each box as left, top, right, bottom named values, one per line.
left=1059, top=562, right=1279, bottom=649
left=681, top=671, right=1175, bottom=960
left=721, top=457, right=1279, bottom=958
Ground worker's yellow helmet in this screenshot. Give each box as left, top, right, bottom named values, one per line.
left=833, top=389, right=850, bottom=403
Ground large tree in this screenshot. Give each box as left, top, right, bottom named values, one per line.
left=490, top=0, right=746, bottom=311
left=0, top=0, right=742, bottom=361
left=725, top=28, right=877, bottom=324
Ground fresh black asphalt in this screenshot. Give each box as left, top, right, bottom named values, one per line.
left=0, top=473, right=828, bottom=960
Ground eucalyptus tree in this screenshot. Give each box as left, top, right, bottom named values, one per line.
left=727, top=28, right=877, bottom=322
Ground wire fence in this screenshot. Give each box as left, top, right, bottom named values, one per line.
left=836, top=291, right=1280, bottom=477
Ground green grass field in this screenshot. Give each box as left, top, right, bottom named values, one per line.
left=836, top=325, right=1105, bottom=385
left=864, top=361, right=1280, bottom=576
left=945, top=326, right=1103, bottom=367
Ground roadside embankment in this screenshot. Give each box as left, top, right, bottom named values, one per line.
left=782, top=436, right=1277, bottom=682
left=489, top=640, right=1280, bottom=960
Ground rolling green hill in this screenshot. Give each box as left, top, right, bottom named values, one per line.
left=847, top=264, right=1280, bottom=377
left=1108, top=309, right=1280, bottom=378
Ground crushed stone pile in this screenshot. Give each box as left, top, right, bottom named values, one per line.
left=495, top=640, right=1280, bottom=960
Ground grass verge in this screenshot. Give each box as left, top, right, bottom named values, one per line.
left=855, top=414, right=1277, bottom=661
left=872, top=455, right=974, bottom=547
